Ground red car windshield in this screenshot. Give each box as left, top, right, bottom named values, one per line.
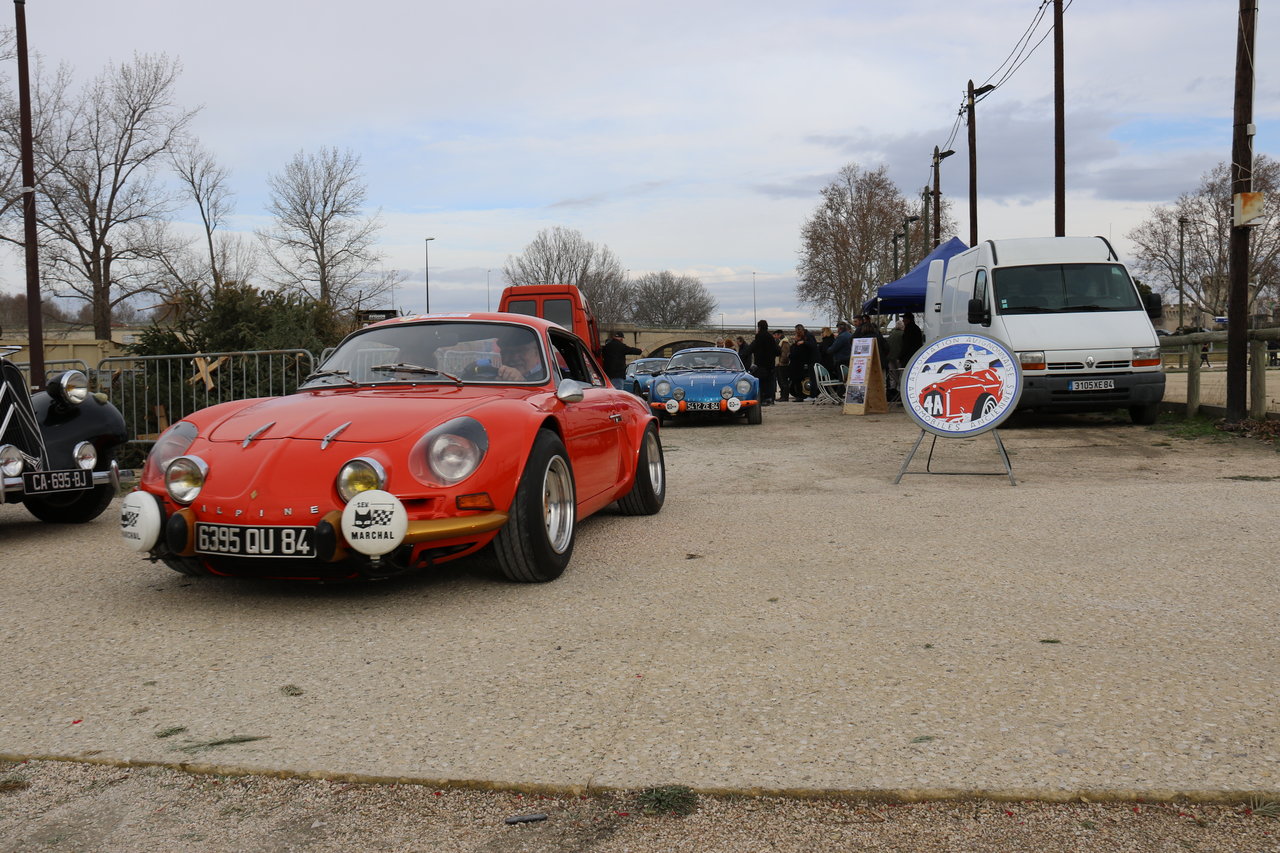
left=301, top=321, right=548, bottom=387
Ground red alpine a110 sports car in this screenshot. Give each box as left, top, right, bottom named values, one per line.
left=120, top=314, right=665, bottom=583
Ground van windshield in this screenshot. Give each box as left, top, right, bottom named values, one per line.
left=992, top=263, right=1142, bottom=314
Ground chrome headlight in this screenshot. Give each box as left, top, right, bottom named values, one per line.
left=336, top=457, right=387, bottom=503
left=410, top=418, right=489, bottom=486
left=48, top=370, right=91, bottom=406
left=72, top=441, right=97, bottom=471
left=653, top=380, right=671, bottom=397
left=720, top=385, right=733, bottom=400
left=1132, top=346, right=1161, bottom=362
left=673, top=387, right=685, bottom=401
left=165, top=455, right=208, bottom=505
left=735, top=378, right=752, bottom=396
left=0, top=444, right=24, bottom=477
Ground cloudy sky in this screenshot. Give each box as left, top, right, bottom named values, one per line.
left=9, top=0, right=1278, bottom=327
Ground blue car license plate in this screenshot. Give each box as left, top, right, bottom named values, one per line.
left=195, top=523, right=316, bottom=558
left=23, top=468, right=92, bottom=495
left=686, top=401, right=721, bottom=411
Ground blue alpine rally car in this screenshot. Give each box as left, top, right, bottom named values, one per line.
left=647, top=347, right=761, bottom=425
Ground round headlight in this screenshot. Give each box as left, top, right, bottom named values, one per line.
left=50, top=370, right=90, bottom=406
left=736, top=379, right=752, bottom=396
left=429, top=433, right=483, bottom=484
left=0, top=444, right=24, bottom=478
left=72, top=441, right=97, bottom=471
left=653, top=380, right=671, bottom=397
left=143, top=421, right=199, bottom=484
left=720, top=385, right=733, bottom=400
left=336, top=457, right=386, bottom=503
left=165, top=455, right=208, bottom=505
left=673, top=387, right=685, bottom=401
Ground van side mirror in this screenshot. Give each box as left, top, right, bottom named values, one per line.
left=1143, top=291, right=1162, bottom=319
left=967, top=297, right=990, bottom=326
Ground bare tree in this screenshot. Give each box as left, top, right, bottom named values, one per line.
left=171, top=138, right=234, bottom=290
left=796, top=163, right=915, bottom=322
left=258, top=146, right=396, bottom=310
left=21, top=54, right=197, bottom=338
left=1127, top=156, right=1280, bottom=325
left=502, top=226, right=632, bottom=325
left=629, top=271, right=716, bottom=326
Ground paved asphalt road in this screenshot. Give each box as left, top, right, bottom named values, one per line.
left=1, top=403, right=1277, bottom=802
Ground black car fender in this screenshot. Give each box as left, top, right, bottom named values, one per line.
left=30, top=389, right=127, bottom=468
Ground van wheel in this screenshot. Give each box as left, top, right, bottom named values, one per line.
left=1129, top=403, right=1159, bottom=425
left=972, top=394, right=998, bottom=421
left=493, top=431, right=575, bottom=583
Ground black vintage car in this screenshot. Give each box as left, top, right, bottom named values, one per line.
left=1, top=346, right=126, bottom=523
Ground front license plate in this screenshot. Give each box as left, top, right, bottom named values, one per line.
left=686, top=401, right=721, bottom=411
left=194, top=523, right=316, bottom=558
left=23, top=468, right=92, bottom=495
left=1070, top=379, right=1115, bottom=391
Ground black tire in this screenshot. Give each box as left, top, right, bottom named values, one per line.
left=493, top=430, right=576, bottom=582
left=161, top=555, right=207, bottom=577
left=746, top=403, right=762, bottom=425
left=616, top=425, right=665, bottom=516
left=1129, top=402, right=1159, bottom=425
left=22, top=454, right=116, bottom=524
left=972, top=393, right=998, bottom=421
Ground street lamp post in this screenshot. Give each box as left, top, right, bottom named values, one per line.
left=752, top=271, right=757, bottom=324
left=1177, top=217, right=1188, bottom=334
left=424, top=237, right=435, bottom=313
left=486, top=268, right=491, bottom=312
left=967, top=80, right=996, bottom=247
left=931, top=147, right=955, bottom=248
left=892, top=231, right=905, bottom=279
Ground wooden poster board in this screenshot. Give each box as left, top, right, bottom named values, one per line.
left=842, top=337, right=888, bottom=415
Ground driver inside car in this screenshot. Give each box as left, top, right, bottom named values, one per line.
left=495, top=337, right=547, bottom=381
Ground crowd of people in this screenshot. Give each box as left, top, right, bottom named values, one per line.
left=713, top=314, right=924, bottom=405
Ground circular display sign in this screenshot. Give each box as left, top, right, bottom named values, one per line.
left=902, top=334, right=1022, bottom=437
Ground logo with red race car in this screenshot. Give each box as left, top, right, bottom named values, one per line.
left=902, top=334, right=1022, bottom=436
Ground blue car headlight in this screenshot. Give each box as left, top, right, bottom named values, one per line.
left=673, top=387, right=685, bottom=401
left=653, top=380, right=672, bottom=397
left=720, top=385, right=733, bottom=400
left=736, top=379, right=752, bottom=396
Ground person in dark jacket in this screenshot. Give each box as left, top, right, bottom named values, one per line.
left=789, top=325, right=818, bottom=401
left=824, top=320, right=853, bottom=381
left=749, top=320, right=780, bottom=405
left=736, top=336, right=753, bottom=372
left=601, top=331, right=641, bottom=388
left=900, top=312, right=924, bottom=366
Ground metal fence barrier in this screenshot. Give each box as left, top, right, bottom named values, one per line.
left=9, top=359, right=92, bottom=386
left=94, top=349, right=316, bottom=445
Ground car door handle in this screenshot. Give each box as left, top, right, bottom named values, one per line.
left=609, top=413, right=623, bottom=422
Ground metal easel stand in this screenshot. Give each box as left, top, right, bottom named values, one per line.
left=893, top=428, right=1016, bottom=486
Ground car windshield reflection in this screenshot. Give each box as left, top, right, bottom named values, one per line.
left=666, top=351, right=743, bottom=372
left=300, top=321, right=548, bottom=388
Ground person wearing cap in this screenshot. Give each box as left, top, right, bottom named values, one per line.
left=601, top=331, right=641, bottom=388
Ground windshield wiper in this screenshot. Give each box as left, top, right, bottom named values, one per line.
left=302, top=369, right=357, bottom=386
left=370, top=363, right=462, bottom=386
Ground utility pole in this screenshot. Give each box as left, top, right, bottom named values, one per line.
left=1226, top=0, right=1257, bottom=422
left=966, top=80, right=994, bottom=247
left=15, top=0, right=44, bottom=388
left=1053, top=0, right=1066, bottom=237
left=932, top=146, right=955, bottom=248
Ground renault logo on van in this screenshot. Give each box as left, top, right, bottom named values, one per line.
left=1086, top=356, right=1095, bottom=368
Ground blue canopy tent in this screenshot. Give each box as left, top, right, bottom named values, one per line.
left=861, top=236, right=968, bottom=315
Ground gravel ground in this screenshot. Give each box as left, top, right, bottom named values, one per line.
left=2, top=403, right=1279, bottom=851
left=2, top=759, right=1278, bottom=852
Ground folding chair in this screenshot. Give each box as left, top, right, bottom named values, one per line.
left=812, top=364, right=845, bottom=405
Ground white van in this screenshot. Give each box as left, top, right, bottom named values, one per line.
left=924, top=236, right=1165, bottom=424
